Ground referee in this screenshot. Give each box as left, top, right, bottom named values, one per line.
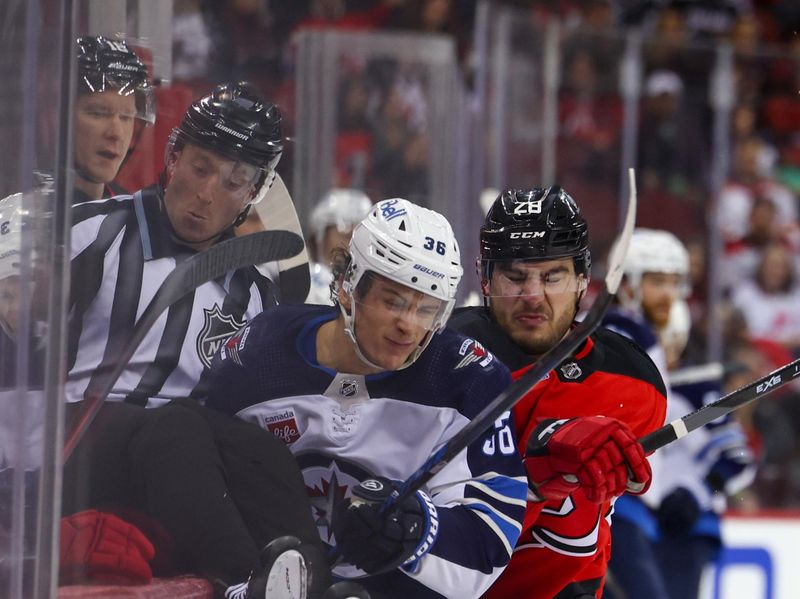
left=61, top=83, right=325, bottom=591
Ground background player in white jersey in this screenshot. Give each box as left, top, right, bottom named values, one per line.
left=306, top=188, right=373, bottom=304
left=602, top=229, right=755, bottom=599
left=207, top=198, right=529, bottom=598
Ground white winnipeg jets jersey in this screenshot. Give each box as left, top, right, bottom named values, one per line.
left=207, top=305, right=528, bottom=599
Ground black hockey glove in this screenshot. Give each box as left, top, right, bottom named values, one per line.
left=332, top=477, right=438, bottom=575
left=656, top=486, right=701, bottom=537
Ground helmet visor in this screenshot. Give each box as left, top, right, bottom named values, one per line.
left=482, top=257, right=587, bottom=299
left=79, top=74, right=155, bottom=125
left=181, top=149, right=262, bottom=201
left=352, top=285, right=449, bottom=333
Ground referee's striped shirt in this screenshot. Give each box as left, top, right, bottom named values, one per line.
left=67, top=185, right=278, bottom=407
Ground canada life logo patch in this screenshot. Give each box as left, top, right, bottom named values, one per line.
left=264, top=409, right=301, bottom=445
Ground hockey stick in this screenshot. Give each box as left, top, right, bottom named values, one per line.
left=641, top=356, right=800, bottom=453
left=247, top=172, right=311, bottom=303
left=387, top=169, right=638, bottom=510
left=668, top=362, right=725, bottom=386
left=62, top=229, right=304, bottom=461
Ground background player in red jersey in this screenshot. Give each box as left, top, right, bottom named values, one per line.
left=449, top=187, right=667, bottom=599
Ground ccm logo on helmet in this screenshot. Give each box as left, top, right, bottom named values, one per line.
left=413, top=264, right=445, bottom=279
left=509, top=231, right=545, bottom=239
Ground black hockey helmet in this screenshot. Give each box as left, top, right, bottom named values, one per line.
left=480, top=186, right=591, bottom=277
left=169, top=82, right=283, bottom=185
left=76, top=35, right=155, bottom=126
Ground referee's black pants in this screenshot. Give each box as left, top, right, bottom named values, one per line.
left=62, top=399, right=321, bottom=583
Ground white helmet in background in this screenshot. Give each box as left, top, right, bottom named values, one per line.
left=309, top=188, right=373, bottom=245
left=622, top=228, right=690, bottom=301
left=342, top=198, right=463, bottom=369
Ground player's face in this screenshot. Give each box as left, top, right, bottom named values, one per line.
left=163, top=144, right=259, bottom=250
left=73, top=91, right=136, bottom=188
left=351, top=275, right=444, bottom=371
left=484, top=257, right=585, bottom=357
left=640, top=272, right=682, bottom=328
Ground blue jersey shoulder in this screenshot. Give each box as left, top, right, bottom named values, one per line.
left=603, top=308, right=658, bottom=352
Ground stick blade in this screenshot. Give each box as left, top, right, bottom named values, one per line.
left=604, top=168, right=637, bottom=294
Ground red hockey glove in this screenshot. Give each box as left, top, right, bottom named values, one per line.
left=59, top=509, right=156, bottom=584
left=524, top=416, right=651, bottom=504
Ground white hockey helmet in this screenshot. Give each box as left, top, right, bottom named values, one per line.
left=622, top=228, right=690, bottom=299
left=309, top=188, right=373, bottom=243
left=341, top=198, right=463, bottom=369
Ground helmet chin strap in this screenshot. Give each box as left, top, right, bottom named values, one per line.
left=339, top=299, right=388, bottom=371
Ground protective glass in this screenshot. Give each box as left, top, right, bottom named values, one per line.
left=353, top=288, right=448, bottom=332
left=482, top=258, right=587, bottom=298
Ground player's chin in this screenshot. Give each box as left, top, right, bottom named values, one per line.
left=371, top=346, right=415, bottom=371
left=514, top=330, right=558, bottom=356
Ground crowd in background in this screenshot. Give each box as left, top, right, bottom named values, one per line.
left=164, top=0, right=800, bottom=508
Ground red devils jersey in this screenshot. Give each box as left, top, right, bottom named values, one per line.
left=449, top=307, right=667, bottom=599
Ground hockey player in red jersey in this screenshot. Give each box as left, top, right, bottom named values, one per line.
left=449, top=187, right=667, bottom=599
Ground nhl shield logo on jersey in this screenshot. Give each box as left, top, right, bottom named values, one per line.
left=559, top=361, right=583, bottom=380
left=196, top=305, right=246, bottom=368
left=339, top=379, right=358, bottom=397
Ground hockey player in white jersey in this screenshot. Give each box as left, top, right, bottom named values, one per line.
left=306, top=188, right=372, bottom=305
left=602, top=229, right=755, bottom=599
left=207, top=198, right=529, bottom=598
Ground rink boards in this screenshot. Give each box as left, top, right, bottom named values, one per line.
left=700, top=511, right=800, bottom=599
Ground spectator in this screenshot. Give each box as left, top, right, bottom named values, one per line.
left=637, top=70, right=708, bottom=197
left=730, top=242, right=800, bottom=353
left=717, top=135, right=799, bottom=246
left=558, top=47, right=622, bottom=185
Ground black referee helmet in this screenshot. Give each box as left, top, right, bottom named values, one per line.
left=169, top=82, right=283, bottom=190
left=76, top=35, right=155, bottom=127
